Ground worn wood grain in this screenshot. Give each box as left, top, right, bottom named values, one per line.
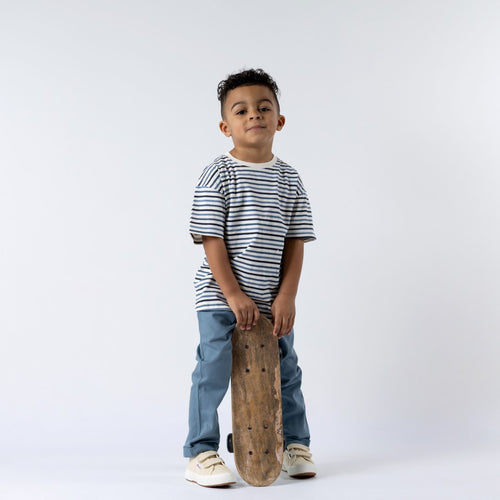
left=231, top=315, right=283, bottom=486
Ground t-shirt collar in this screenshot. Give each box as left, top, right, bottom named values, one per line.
left=226, top=152, right=277, bottom=169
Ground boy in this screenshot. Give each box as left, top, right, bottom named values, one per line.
left=184, top=68, right=317, bottom=487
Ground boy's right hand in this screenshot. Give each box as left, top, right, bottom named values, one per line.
left=227, top=292, right=260, bottom=331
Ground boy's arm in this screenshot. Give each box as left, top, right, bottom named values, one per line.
left=202, top=236, right=260, bottom=330
left=271, top=237, right=304, bottom=337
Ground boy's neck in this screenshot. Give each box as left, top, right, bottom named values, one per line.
left=229, top=146, right=274, bottom=164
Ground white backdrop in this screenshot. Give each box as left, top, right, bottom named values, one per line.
left=1, top=0, right=499, bottom=463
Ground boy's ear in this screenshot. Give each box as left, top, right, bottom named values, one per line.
left=219, top=120, right=232, bottom=137
left=276, top=115, right=285, bottom=131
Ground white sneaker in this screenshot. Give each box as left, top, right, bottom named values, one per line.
left=185, top=450, right=236, bottom=487
left=282, top=443, right=317, bottom=478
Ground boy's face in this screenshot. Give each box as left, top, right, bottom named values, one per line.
left=219, top=84, right=285, bottom=154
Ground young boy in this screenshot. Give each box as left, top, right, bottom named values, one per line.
left=184, top=68, right=317, bottom=487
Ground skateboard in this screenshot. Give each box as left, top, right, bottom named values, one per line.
left=227, top=314, right=283, bottom=486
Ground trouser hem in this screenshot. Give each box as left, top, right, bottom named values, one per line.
left=183, top=443, right=219, bottom=459
left=284, top=438, right=311, bottom=449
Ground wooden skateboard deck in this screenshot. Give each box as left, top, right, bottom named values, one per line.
left=230, top=315, right=283, bottom=486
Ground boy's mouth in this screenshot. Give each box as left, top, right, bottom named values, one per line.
left=247, top=125, right=265, bottom=131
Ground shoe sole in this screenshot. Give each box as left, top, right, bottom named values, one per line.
left=185, top=471, right=236, bottom=487
left=186, top=478, right=236, bottom=487
left=287, top=472, right=316, bottom=478
left=282, top=465, right=317, bottom=478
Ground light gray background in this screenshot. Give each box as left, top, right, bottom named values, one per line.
left=1, top=1, right=499, bottom=498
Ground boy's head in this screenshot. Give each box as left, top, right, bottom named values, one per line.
left=217, top=68, right=285, bottom=158
left=217, top=68, right=280, bottom=118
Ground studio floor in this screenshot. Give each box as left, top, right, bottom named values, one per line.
left=2, top=443, right=499, bottom=500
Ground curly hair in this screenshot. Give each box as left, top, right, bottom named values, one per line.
left=217, top=68, right=280, bottom=116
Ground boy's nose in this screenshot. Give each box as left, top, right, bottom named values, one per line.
left=249, top=107, right=262, bottom=119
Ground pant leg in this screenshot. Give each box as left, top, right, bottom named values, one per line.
left=279, top=329, right=311, bottom=448
left=183, top=309, right=236, bottom=458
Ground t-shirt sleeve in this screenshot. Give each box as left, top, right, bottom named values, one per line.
left=286, top=176, right=316, bottom=242
left=189, top=184, right=226, bottom=244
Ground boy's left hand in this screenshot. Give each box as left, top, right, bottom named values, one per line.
left=271, top=294, right=295, bottom=338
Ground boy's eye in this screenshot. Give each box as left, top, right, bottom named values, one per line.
left=259, top=107, right=270, bottom=112
left=235, top=109, right=246, bottom=115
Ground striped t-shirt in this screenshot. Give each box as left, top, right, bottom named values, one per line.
left=190, top=152, right=315, bottom=313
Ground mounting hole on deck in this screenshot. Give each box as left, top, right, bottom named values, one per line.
left=227, top=433, right=234, bottom=453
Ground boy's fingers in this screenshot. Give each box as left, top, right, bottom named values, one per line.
left=279, top=321, right=288, bottom=338
left=278, top=316, right=294, bottom=337
left=236, top=312, right=243, bottom=329
left=245, top=306, right=259, bottom=330
left=238, top=311, right=247, bottom=330
left=248, top=310, right=255, bottom=330
left=273, top=317, right=283, bottom=337
left=247, top=311, right=253, bottom=330
left=253, top=308, right=260, bottom=326
left=285, top=315, right=295, bottom=335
